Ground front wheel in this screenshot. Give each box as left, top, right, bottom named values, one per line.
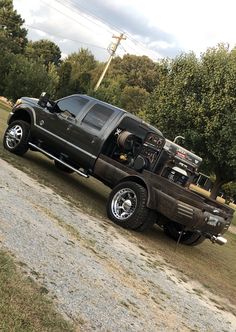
left=3, top=120, right=30, bottom=156
left=163, top=221, right=205, bottom=246
left=107, top=181, right=150, bottom=230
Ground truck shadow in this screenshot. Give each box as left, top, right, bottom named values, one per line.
left=24, top=151, right=110, bottom=218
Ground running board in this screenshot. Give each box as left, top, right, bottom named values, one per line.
left=28, top=142, right=89, bottom=178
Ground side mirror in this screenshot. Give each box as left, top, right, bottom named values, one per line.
left=38, top=92, right=50, bottom=108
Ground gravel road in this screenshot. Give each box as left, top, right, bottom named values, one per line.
left=0, top=157, right=236, bottom=332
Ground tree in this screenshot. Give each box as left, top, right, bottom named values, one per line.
left=222, top=182, right=236, bottom=204
left=0, top=51, right=14, bottom=94
left=65, top=48, right=97, bottom=94
left=91, top=74, right=126, bottom=107
left=4, top=55, right=58, bottom=101
left=0, top=0, right=28, bottom=94
left=56, top=61, right=72, bottom=98
left=118, top=54, right=161, bottom=93
left=144, top=45, right=236, bottom=199
left=25, top=39, right=61, bottom=66
left=0, top=0, right=27, bottom=54
left=120, top=86, right=149, bottom=115
left=46, top=63, right=60, bottom=98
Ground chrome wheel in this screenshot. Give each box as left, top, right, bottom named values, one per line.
left=5, top=125, right=23, bottom=149
left=111, top=188, right=137, bottom=220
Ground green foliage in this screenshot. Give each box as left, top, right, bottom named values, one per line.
left=46, top=63, right=60, bottom=98
left=144, top=45, right=236, bottom=198
left=25, top=39, right=61, bottom=66
left=0, top=50, right=15, bottom=94
left=64, top=48, right=97, bottom=94
left=120, top=85, right=149, bottom=115
left=0, top=0, right=27, bottom=54
left=91, top=74, right=126, bottom=106
left=222, top=182, right=236, bottom=202
left=0, top=0, right=28, bottom=94
left=118, top=54, right=161, bottom=93
left=91, top=54, right=160, bottom=111
left=4, top=55, right=58, bottom=102
left=56, top=61, right=72, bottom=98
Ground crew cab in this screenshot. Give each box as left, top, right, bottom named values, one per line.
left=3, top=93, right=233, bottom=246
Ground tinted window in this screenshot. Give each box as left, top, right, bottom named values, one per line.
left=82, top=104, right=114, bottom=130
left=57, top=96, right=88, bottom=117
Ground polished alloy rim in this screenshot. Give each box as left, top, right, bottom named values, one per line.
left=111, top=188, right=137, bottom=220
left=5, top=125, right=23, bottom=149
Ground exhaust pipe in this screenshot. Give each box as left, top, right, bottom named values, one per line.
left=210, top=235, right=227, bottom=245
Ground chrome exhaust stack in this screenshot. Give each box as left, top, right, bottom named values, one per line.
left=210, top=235, right=227, bottom=245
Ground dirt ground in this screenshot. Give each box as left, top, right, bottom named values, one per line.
left=0, top=157, right=236, bottom=332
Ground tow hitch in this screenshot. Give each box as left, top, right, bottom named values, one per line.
left=210, top=235, right=227, bottom=245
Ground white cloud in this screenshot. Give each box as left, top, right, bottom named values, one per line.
left=13, top=0, right=236, bottom=60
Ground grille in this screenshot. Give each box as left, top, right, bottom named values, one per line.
left=177, top=202, right=194, bottom=219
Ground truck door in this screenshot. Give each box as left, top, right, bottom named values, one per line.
left=35, top=95, right=90, bottom=153
left=68, top=103, right=117, bottom=170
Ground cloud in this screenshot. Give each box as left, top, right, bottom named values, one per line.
left=71, top=0, right=180, bottom=58
left=14, top=0, right=182, bottom=60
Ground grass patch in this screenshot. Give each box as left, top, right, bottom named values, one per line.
left=0, top=251, right=74, bottom=332
left=139, top=228, right=236, bottom=314
left=232, top=211, right=236, bottom=226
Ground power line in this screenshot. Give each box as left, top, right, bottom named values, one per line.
left=24, top=24, right=107, bottom=51
left=54, top=0, right=116, bottom=36
left=40, top=0, right=105, bottom=36
left=38, top=0, right=159, bottom=61
left=51, top=0, right=160, bottom=61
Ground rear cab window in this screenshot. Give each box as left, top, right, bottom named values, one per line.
left=81, top=104, right=115, bottom=131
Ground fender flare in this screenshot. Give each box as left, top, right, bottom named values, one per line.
left=115, top=175, right=156, bottom=209
left=8, top=104, right=36, bottom=125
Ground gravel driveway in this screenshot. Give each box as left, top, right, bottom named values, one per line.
left=0, top=158, right=236, bottom=332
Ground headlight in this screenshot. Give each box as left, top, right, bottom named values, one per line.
left=14, top=99, right=22, bottom=106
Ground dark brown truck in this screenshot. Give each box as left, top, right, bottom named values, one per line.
left=3, top=93, right=233, bottom=246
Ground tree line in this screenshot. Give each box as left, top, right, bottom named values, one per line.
left=0, top=0, right=235, bottom=200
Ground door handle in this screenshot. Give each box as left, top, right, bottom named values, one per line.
left=91, top=136, right=98, bottom=144
left=67, top=124, right=73, bottom=131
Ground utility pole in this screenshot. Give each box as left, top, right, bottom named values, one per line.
left=94, top=33, right=126, bottom=91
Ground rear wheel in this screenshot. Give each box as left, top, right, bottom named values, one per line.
left=3, top=120, right=30, bottom=155
left=163, top=221, right=205, bottom=246
left=107, top=181, right=150, bottom=230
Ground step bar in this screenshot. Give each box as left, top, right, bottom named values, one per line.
left=28, top=142, right=89, bottom=178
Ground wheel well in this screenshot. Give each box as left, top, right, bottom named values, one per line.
left=116, top=176, right=148, bottom=191
left=9, top=109, right=31, bottom=125
left=116, top=176, right=157, bottom=210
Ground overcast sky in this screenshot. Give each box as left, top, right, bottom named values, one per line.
left=13, top=0, right=236, bottom=61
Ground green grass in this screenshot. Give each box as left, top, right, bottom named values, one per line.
left=232, top=212, right=236, bottom=226
left=0, top=105, right=236, bottom=316
left=0, top=251, right=74, bottom=332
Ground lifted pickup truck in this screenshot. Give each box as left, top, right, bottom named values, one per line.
left=3, top=93, right=233, bottom=246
